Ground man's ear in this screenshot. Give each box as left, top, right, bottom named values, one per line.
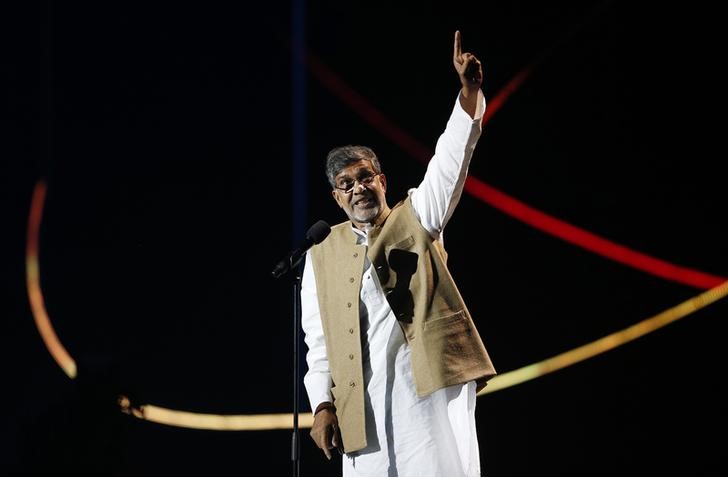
left=379, top=173, right=387, bottom=192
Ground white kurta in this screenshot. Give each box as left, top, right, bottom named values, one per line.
left=302, top=91, right=486, bottom=477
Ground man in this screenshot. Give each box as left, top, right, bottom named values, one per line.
left=301, top=31, right=496, bottom=476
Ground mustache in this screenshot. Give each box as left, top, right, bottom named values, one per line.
left=352, top=192, right=375, bottom=205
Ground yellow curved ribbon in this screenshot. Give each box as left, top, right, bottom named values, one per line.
left=118, top=280, right=728, bottom=429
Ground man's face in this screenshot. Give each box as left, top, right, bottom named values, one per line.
left=331, top=159, right=388, bottom=229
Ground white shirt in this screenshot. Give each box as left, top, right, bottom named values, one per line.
left=301, top=91, right=486, bottom=477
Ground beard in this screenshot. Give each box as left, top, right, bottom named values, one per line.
left=348, top=194, right=381, bottom=224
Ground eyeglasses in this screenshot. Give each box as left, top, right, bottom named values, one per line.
left=334, top=171, right=381, bottom=194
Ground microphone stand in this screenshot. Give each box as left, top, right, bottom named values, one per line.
left=290, top=259, right=304, bottom=477
left=271, top=220, right=329, bottom=477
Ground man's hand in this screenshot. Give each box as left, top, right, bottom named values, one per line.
left=453, top=30, right=482, bottom=91
left=453, top=30, right=483, bottom=117
left=309, top=405, right=343, bottom=460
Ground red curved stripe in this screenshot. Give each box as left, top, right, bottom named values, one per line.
left=305, top=52, right=727, bottom=289
left=481, top=66, right=533, bottom=127
left=464, top=177, right=725, bottom=289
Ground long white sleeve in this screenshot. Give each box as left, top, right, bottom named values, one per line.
left=300, top=251, right=333, bottom=411
left=410, top=90, right=485, bottom=238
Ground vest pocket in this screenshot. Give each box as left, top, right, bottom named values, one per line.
left=423, top=309, right=468, bottom=331
left=422, top=310, right=481, bottom=372
left=385, top=234, right=415, bottom=252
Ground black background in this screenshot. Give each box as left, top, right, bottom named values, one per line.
left=3, top=1, right=726, bottom=476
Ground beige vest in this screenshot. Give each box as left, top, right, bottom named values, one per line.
left=309, top=197, right=496, bottom=453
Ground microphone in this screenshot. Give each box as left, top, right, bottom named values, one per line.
left=271, top=220, right=331, bottom=278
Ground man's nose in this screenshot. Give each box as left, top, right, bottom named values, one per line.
left=352, top=180, right=367, bottom=193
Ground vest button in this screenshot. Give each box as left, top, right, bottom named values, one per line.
left=349, top=277, right=355, bottom=283
left=349, top=328, right=354, bottom=334
left=347, top=302, right=352, bottom=308
left=349, top=381, right=356, bottom=387
left=349, top=354, right=354, bottom=360
left=353, top=252, right=358, bottom=258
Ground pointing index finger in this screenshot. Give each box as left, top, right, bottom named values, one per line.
left=454, top=30, right=462, bottom=63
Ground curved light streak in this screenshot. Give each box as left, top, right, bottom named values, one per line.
left=118, top=279, right=728, bottom=429
left=479, top=278, right=728, bottom=395
left=463, top=177, right=726, bottom=289
left=481, top=66, right=533, bottom=127
left=26, top=181, right=77, bottom=378
left=118, top=395, right=314, bottom=431
left=304, top=51, right=726, bottom=289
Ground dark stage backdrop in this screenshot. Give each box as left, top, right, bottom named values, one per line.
left=3, top=1, right=726, bottom=476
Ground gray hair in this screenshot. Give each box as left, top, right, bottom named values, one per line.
left=325, top=145, right=382, bottom=188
